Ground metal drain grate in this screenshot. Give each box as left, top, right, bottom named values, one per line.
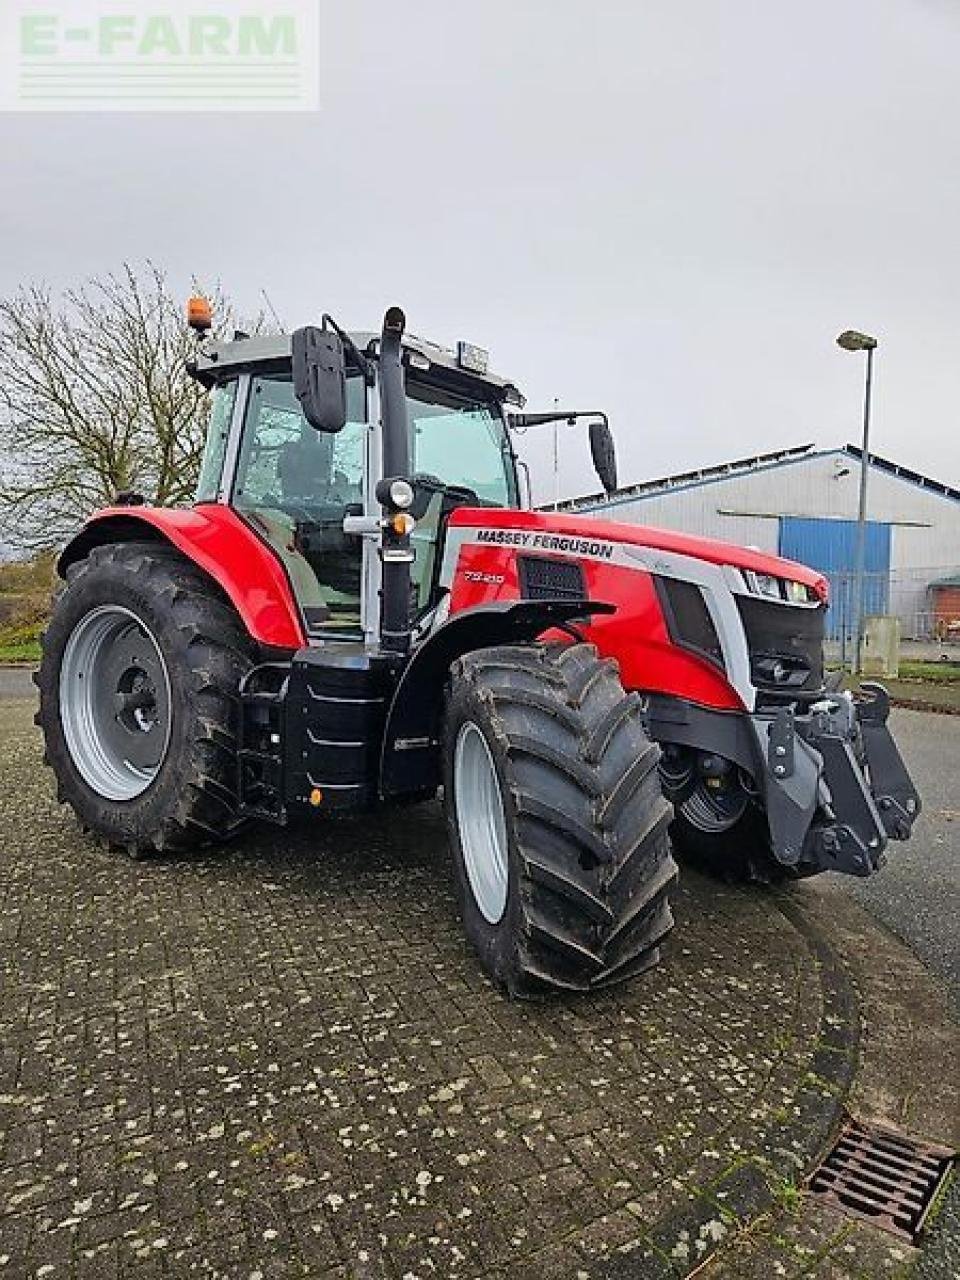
left=809, top=1118, right=955, bottom=1242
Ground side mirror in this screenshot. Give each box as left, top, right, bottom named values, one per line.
left=589, top=420, right=618, bottom=494
left=292, top=325, right=347, bottom=433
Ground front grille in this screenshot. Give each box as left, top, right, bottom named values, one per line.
left=655, top=578, right=724, bottom=670
left=736, top=595, right=825, bottom=695
left=518, top=555, right=586, bottom=602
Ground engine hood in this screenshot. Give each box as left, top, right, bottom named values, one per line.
left=448, top=507, right=827, bottom=596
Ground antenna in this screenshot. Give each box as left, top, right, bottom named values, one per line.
left=260, top=288, right=284, bottom=331
left=553, top=395, right=560, bottom=510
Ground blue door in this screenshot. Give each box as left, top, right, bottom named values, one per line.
left=778, top=517, right=891, bottom=643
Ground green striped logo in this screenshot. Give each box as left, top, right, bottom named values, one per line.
left=2, top=2, right=319, bottom=111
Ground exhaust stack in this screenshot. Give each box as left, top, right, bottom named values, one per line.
left=378, top=307, right=412, bottom=654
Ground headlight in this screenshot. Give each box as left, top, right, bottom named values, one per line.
left=743, top=572, right=816, bottom=604
left=388, top=478, right=415, bottom=510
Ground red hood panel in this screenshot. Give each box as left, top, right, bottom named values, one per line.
left=449, top=507, right=824, bottom=590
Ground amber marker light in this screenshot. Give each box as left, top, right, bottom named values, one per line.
left=390, top=513, right=416, bottom=537
left=187, top=295, right=213, bottom=333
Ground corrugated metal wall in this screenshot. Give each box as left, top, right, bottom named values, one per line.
left=779, top=517, right=891, bottom=640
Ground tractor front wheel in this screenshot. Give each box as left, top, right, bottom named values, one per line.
left=443, top=642, right=677, bottom=996
left=37, top=542, right=253, bottom=856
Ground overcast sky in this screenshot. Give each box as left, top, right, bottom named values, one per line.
left=2, top=0, right=959, bottom=504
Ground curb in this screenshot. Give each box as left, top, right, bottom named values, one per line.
left=890, top=695, right=960, bottom=717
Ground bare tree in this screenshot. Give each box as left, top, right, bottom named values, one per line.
left=0, top=263, right=248, bottom=552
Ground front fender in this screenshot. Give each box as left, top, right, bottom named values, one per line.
left=380, top=599, right=614, bottom=797
left=58, top=504, right=305, bottom=650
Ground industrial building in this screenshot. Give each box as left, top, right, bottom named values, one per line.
left=560, top=443, right=960, bottom=645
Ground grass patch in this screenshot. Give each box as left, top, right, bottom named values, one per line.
left=897, top=659, right=960, bottom=683
left=771, top=1177, right=803, bottom=1216
left=0, top=555, right=52, bottom=664
left=0, top=639, right=41, bottom=664
left=0, top=616, right=44, bottom=664
left=0, top=552, right=56, bottom=595
left=832, top=659, right=960, bottom=686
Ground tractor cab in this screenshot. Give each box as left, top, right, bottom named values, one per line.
left=189, top=323, right=524, bottom=645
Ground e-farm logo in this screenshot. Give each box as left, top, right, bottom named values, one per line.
left=0, top=2, right=319, bottom=111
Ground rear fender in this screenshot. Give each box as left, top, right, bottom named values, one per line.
left=380, top=599, right=614, bottom=797
left=57, top=505, right=305, bottom=650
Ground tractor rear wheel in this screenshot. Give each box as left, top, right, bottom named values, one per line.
left=36, top=542, right=253, bottom=856
left=442, top=642, right=677, bottom=996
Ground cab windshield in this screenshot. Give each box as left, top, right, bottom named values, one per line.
left=403, top=382, right=517, bottom=614
left=405, top=382, right=517, bottom=506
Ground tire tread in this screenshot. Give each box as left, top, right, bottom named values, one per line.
left=37, top=541, right=254, bottom=857
left=450, top=642, right=678, bottom=994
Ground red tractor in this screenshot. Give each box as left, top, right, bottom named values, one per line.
left=36, top=306, right=920, bottom=996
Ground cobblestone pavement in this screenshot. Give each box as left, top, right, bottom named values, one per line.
left=0, top=697, right=922, bottom=1278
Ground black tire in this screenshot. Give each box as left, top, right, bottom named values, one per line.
left=669, top=807, right=813, bottom=884
left=36, top=541, right=254, bottom=856
left=442, top=642, right=677, bottom=997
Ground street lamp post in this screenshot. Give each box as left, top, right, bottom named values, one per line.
left=836, top=329, right=878, bottom=675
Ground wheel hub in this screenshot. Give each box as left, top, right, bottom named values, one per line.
left=59, top=605, right=172, bottom=801
left=114, top=669, right=160, bottom=731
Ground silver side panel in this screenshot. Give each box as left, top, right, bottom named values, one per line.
left=619, top=546, right=755, bottom=710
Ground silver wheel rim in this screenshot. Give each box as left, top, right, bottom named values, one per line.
left=59, top=605, right=172, bottom=801
left=454, top=720, right=509, bottom=924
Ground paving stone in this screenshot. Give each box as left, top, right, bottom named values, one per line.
left=0, top=699, right=858, bottom=1276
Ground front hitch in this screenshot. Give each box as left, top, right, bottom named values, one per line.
left=857, top=682, right=922, bottom=840
left=752, top=684, right=921, bottom=877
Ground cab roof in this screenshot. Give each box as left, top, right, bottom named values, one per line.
left=188, top=329, right=523, bottom=404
